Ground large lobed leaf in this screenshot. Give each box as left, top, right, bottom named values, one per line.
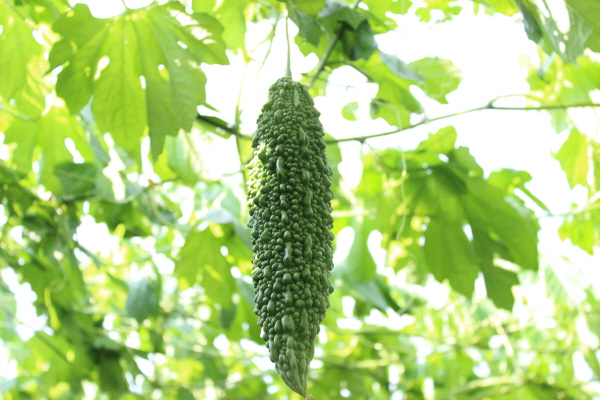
left=50, top=3, right=228, bottom=161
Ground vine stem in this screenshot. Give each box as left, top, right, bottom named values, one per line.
left=325, top=102, right=600, bottom=144
left=196, top=102, right=600, bottom=144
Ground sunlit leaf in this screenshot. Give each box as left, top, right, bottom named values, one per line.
left=126, top=277, right=160, bottom=323
left=51, top=3, right=227, bottom=160
left=175, top=227, right=236, bottom=307
left=0, top=2, right=49, bottom=118
left=4, top=106, right=93, bottom=193
left=424, top=218, right=479, bottom=297
left=410, top=57, right=462, bottom=104
left=554, top=128, right=589, bottom=189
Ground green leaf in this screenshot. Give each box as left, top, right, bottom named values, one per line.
left=338, top=274, right=401, bottom=312
left=293, top=0, right=326, bottom=16
left=126, top=277, right=160, bottom=323
left=452, top=146, right=484, bottom=177
left=464, top=178, right=539, bottom=271
left=418, top=126, right=457, bottom=154
left=4, top=106, right=93, bottom=193
left=166, top=131, right=205, bottom=186
left=558, top=208, right=598, bottom=254
left=416, top=0, right=462, bottom=22
left=363, top=0, right=412, bottom=26
left=380, top=52, right=423, bottom=82
left=0, top=2, right=49, bottom=118
left=90, top=200, right=152, bottom=237
left=355, top=52, right=423, bottom=127
left=336, top=219, right=377, bottom=283
left=289, top=4, right=322, bottom=46
left=193, top=0, right=249, bottom=49
left=54, top=162, right=97, bottom=198
left=320, top=0, right=365, bottom=29
left=554, top=129, right=589, bottom=189
left=52, top=3, right=227, bottom=160
left=340, top=20, right=378, bottom=61
left=177, top=387, right=196, bottom=400
left=488, top=169, right=549, bottom=212
left=472, top=225, right=519, bottom=310
left=219, top=302, right=237, bottom=330
left=97, top=349, right=129, bottom=399
left=480, top=0, right=519, bottom=16
left=410, top=57, right=462, bottom=104
left=515, top=0, right=543, bottom=42
left=424, top=218, right=479, bottom=297
left=565, top=0, right=600, bottom=52
left=175, top=227, right=236, bottom=307
left=564, top=6, right=594, bottom=60
left=404, top=166, right=467, bottom=223
left=341, top=102, right=359, bottom=121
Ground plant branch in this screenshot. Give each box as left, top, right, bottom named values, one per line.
left=325, top=102, right=600, bottom=144
left=308, top=0, right=362, bottom=89
left=197, top=99, right=600, bottom=145
left=196, top=114, right=250, bottom=139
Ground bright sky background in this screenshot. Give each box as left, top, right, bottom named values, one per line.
left=2, top=0, right=600, bottom=393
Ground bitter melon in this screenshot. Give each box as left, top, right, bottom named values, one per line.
left=247, top=77, right=335, bottom=396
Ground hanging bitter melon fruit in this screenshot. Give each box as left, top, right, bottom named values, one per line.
left=246, top=77, right=335, bottom=397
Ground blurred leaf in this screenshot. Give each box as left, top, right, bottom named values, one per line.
left=126, top=277, right=160, bottom=323
left=341, top=101, right=359, bottom=121
left=294, top=0, right=326, bottom=16
left=175, top=227, right=235, bottom=307
left=418, top=126, right=457, bottom=154
left=356, top=52, right=422, bottom=127
left=380, top=52, right=423, bottom=82
left=96, top=349, right=129, bottom=399
left=416, top=0, right=462, bottom=21
left=516, top=0, right=543, bottom=42
left=488, top=169, right=550, bottom=212
left=192, top=0, right=249, bottom=49
left=554, top=128, right=589, bottom=189
left=464, top=178, right=539, bottom=271
left=472, top=225, right=519, bottom=310
left=558, top=206, right=599, bottom=254
left=219, top=302, right=237, bottom=330
left=4, top=106, right=93, bottom=193
left=0, top=2, right=49, bottom=118
left=341, top=20, right=378, bottom=61
left=166, top=131, right=205, bottom=186
left=336, top=219, right=377, bottom=283
left=54, top=162, right=97, bottom=198
left=90, top=200, right=152, bottom=237
left=289, top=4, right=322, bottom=46
left=364, top=0, right=412, bottom=29
left=410, top=57, right=462, bottom=104
left=565, top=0, right=600, bottom=52
left=349, top=274, right=401, bottom=312
left=177, top=387, right=196, bottom=400
left=320, top=0, right=365, bottom=29
left=424, top=218, right=478, bottom=297
left=480, top=0, right=519, bottom=16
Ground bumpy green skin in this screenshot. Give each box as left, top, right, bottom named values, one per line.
left=246, top=77, right=334, bottom=396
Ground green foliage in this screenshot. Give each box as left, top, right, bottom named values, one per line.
left=50, top=3, right=227, bottom=160
left=1, top=0, right=600, bottom=399
left=0, top=2, right=49, bottom=118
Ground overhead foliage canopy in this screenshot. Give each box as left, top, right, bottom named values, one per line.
left=1, top=0, right=600, bottom=399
